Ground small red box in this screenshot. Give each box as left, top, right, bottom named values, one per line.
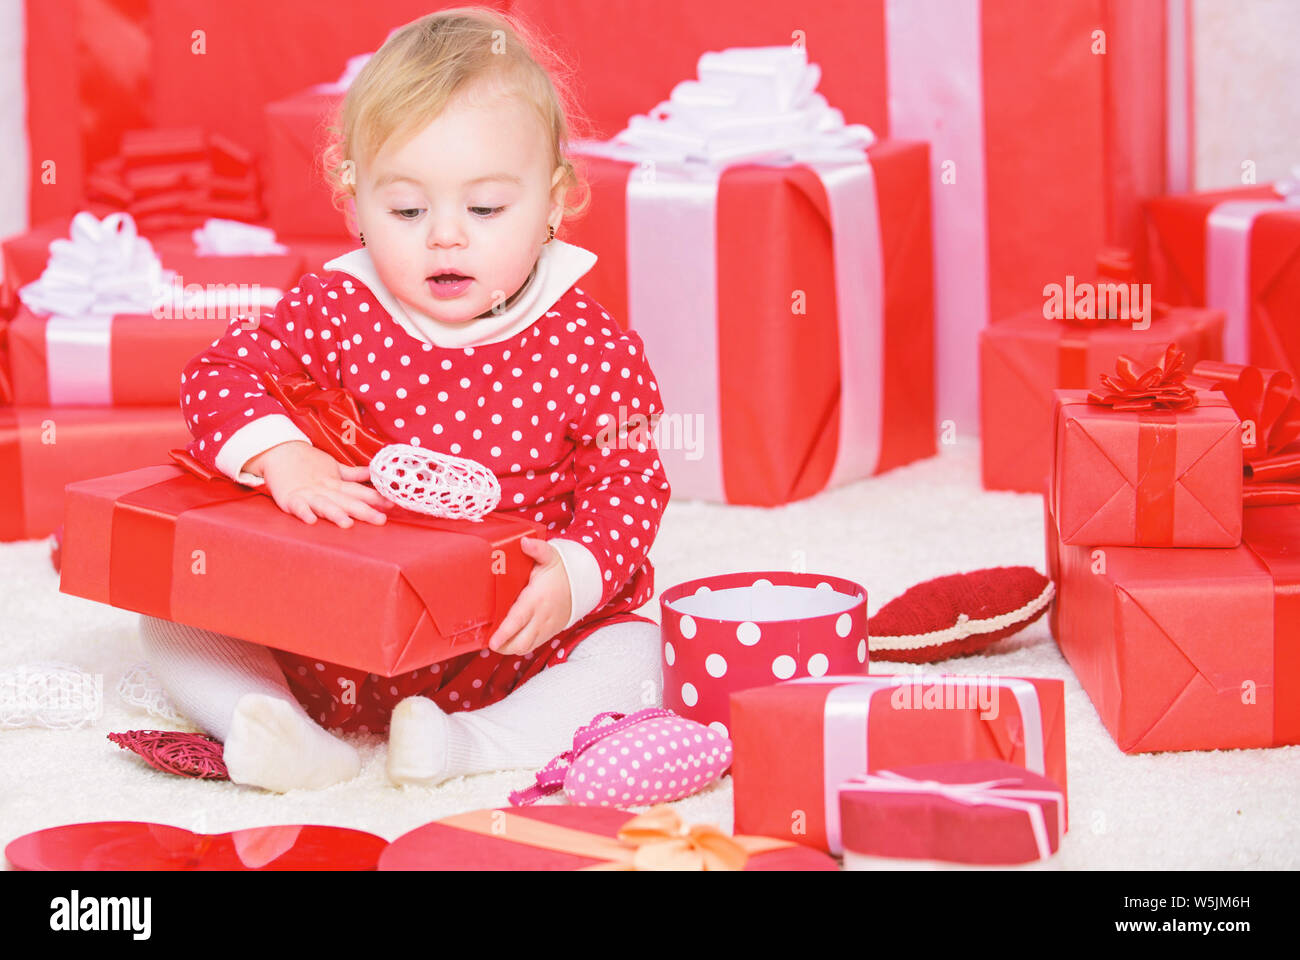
left=730, top=674, right=1067, bottom=855
left=838, top=759, right=1065, bottom=868
left=59, top=464, right=542, bottom=676
left=1050, top=388, right=1243, bottom=547
left=980, top=307, right=1224, bottom=492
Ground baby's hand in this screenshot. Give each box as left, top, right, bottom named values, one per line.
left=487, top=536, right=573, bottom=656
left=253, top=440, right=395, bottom=528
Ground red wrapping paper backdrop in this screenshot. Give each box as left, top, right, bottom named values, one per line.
left=980, top=307, right=1224, bottom=492
left=264, top=91, right=351, bottom=239
left=1, top=405, right=191, bottom=542
left=729, top=675, right=1067, bottom=855
left=58, top=464, right=543, bottom=677
left=1050, top=502, right=1300, bottom=753
left=510, top=0, right=889, bottom=139
left=1050, top=389, right=1243, bottom=548
left=562, top=139, right=934, bottom=505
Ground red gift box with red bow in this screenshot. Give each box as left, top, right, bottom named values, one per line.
left=1049, top=345, right=1244, bottom=548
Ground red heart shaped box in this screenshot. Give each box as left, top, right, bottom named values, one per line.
left=659, top=571, right=869, bottom=735
left=5, top=821, right=386, bottom=871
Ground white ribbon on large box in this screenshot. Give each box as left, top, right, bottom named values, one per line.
left=572, top=45, right=887, bottom=502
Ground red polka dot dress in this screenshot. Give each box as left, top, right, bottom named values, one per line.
left=176, top=242, right=671, bottom=735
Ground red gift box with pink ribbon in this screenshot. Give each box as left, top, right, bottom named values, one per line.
left=561, top=47, right=934, bottom=506
left=1, top=405, right=192, bottom=542
left=729, top=673, right=1067, bottom=856
left=838, top=759, right=1065, bottom=868
left=3, top=213, right=304, bottom=407
left=1049, top=345, right=1244, bottom=548
left=1141, top=180, right=1300, bottom=375
left=980, top=302, right=1223, bottom=493
left=1047, top=361, right=1300, bottom=751
left=659, top=571, right=870, bottom=738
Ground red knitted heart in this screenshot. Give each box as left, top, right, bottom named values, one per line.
left=108, top=730, right=229, bottom=780
left=869, top=566, right=1054, bottom=663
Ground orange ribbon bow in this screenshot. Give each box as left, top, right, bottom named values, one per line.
left=614, top=805, right=752, bottom=871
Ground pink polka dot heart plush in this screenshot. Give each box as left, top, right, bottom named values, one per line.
left=659, top=571, right=869, bottom=735
left=509, top=708, right=731, bottom=809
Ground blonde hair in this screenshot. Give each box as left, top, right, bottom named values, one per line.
left=321, top=7, right=592, bottom=233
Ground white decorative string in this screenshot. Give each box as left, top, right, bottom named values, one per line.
left=369, top=443, right=501, bottom=522
left=0, top=661, right=103, bottom=730
left=117, top=662, right=186, bottom=724
left=869, top=581, right=1056, bottom=652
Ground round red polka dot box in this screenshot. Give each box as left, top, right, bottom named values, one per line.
left=659, top=571, right=869, bottom=735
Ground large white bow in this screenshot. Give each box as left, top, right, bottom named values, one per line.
left=17, top=212, right=170, bottom=317
left=1274, top=164, right=1300, bottom=201
left=192, top=218, right=289, bottom=256
left=311, top=52, right=374, bottom=94
left=575, top=45, right=875, bottom=166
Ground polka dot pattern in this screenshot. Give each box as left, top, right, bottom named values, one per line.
left=659, top=571, right=869, bottom=728
left=564, top=717, right=732, bottom=808
left=175, top=273, right=671, bottom=673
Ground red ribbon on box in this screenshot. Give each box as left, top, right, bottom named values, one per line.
left=1080, top=345, right=1199, bottom=544
left=1192, top=359, right=1300, bottom=504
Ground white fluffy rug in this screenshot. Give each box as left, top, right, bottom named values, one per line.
left=2, top=439, right=1297, bottom=869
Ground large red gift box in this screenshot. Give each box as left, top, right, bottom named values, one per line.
left=1048, top=502, right=1300, bottom=753
left=58, top=464, right=542, bottom=677
left=980, top=307, right=1224, bottom=492
left=1050, top=386, right=1243, bottom=548
left=730, top=674, right=1067, bottom=856
left=563, top=139, right=934, bottom=506
left=838, top=760, right=1065, bottom=868
left=264, top=90, right=353, bottom=239
left=519, top=0, right=1188, bottom=431
left=1, top=406, right=192, bottom=542
left=379, top=805, right=838, bottom=871
left=1141, top=185, right=1300, bottom=374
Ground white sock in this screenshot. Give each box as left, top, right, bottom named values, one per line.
left=138, top=615, right=360, bottom=792
left=387, top=618, right=662, bottom=787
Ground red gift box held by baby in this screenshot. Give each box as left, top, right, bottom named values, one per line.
left=127, top=9, right=673, bottom=796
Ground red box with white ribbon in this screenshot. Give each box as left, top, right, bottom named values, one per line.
left=729, top=673, right=1067, bottom=856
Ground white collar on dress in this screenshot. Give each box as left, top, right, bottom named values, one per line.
left=322, top=239, right=598, bottom=349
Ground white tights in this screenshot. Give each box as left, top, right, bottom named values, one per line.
left=138, top=614, right=663, bottom=792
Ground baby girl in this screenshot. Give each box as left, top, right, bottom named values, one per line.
left=139, top=8, right=671, bottom=793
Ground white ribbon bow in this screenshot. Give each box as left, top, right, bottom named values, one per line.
left=841, top=770, right=1065, bottom=860
left=17, top=211, right=170, bottom=317
left=192, top=218, right=290, bottom=257
left=575, top=45, right=875, bottom=167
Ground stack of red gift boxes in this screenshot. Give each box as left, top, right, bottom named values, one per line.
left=1046, top=346, right=1300, bottom=755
